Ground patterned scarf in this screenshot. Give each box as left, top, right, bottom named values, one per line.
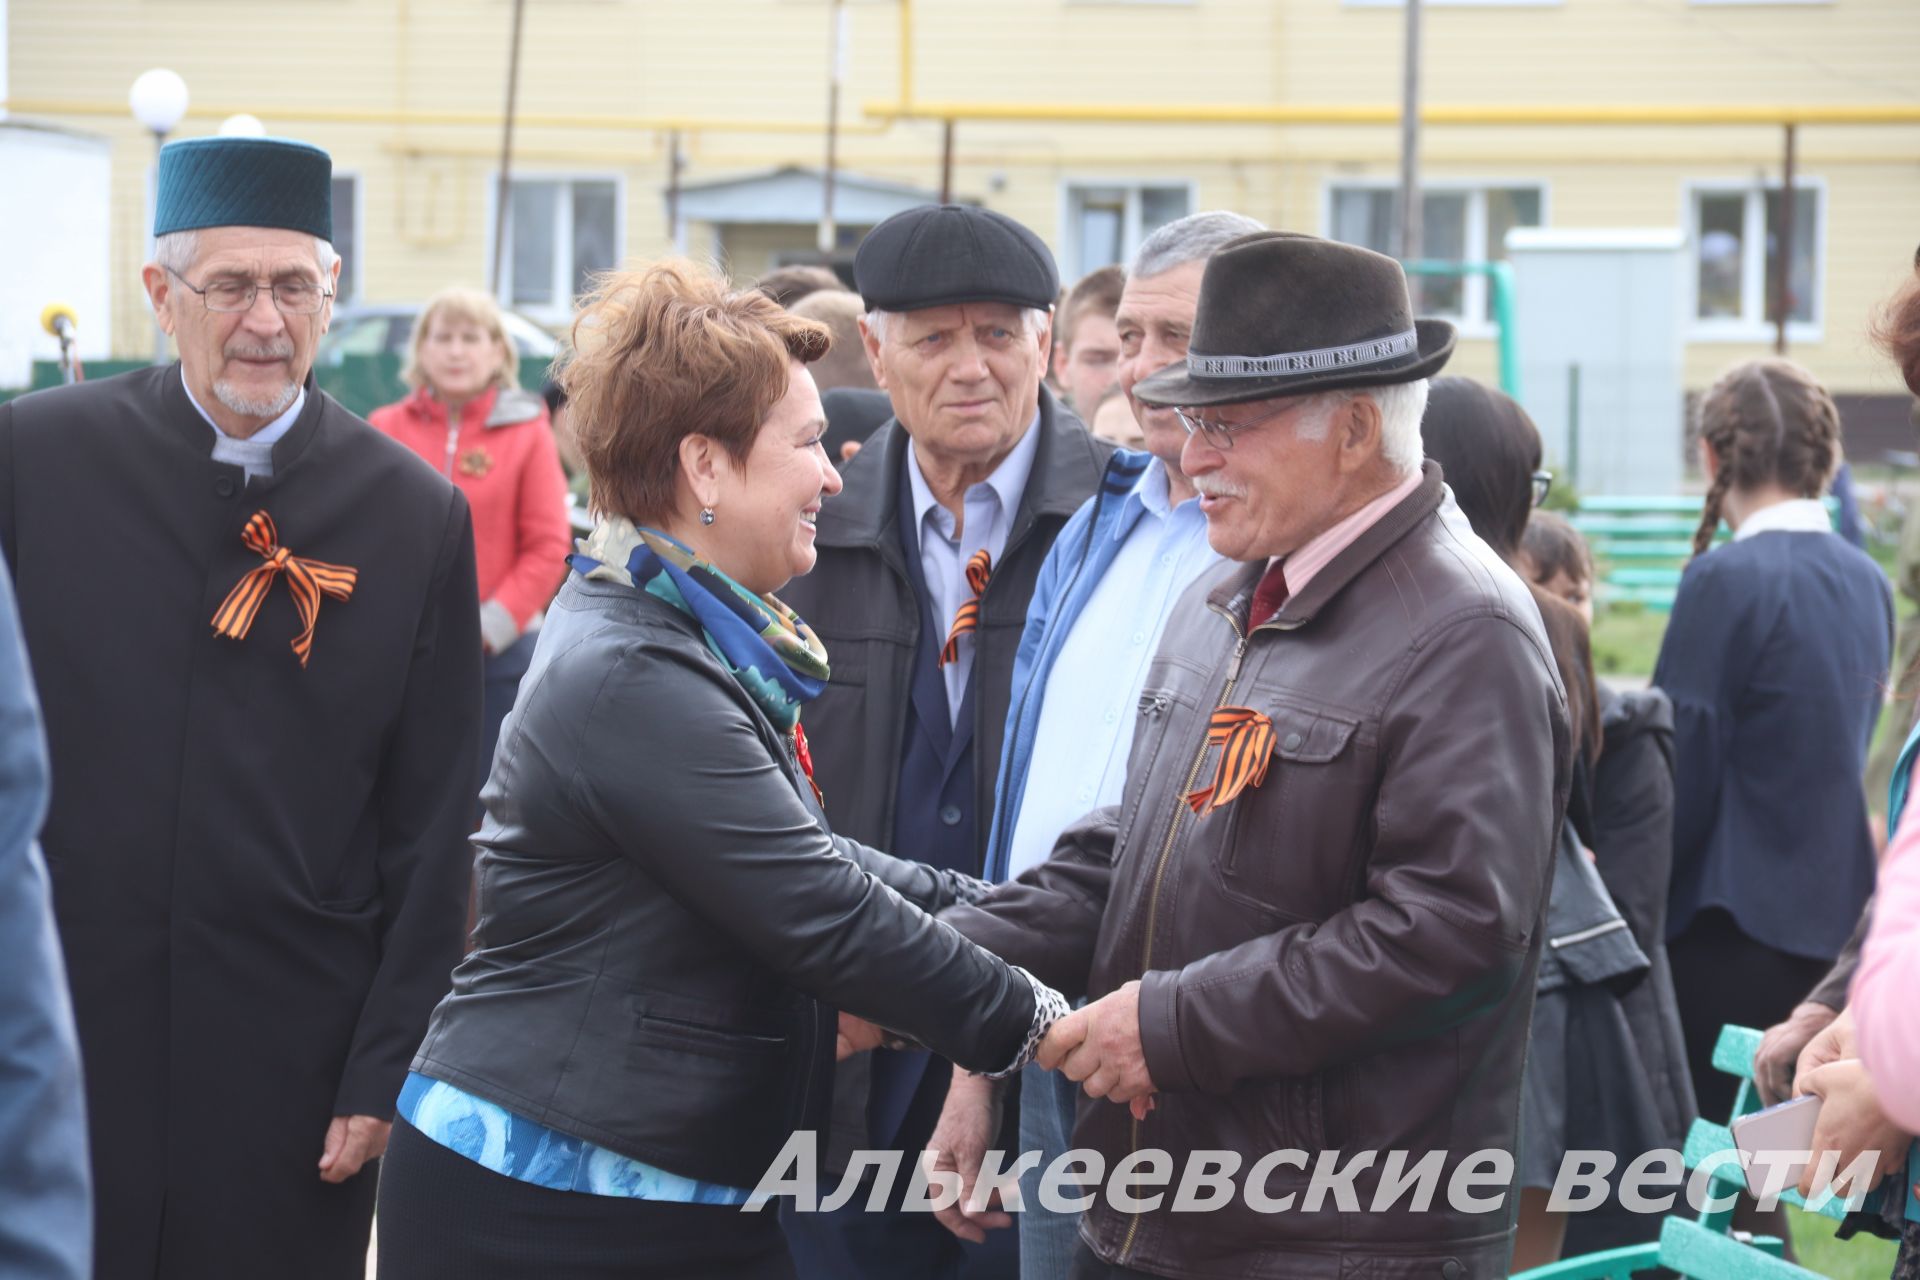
left=568, top=520, right=829, bottom=734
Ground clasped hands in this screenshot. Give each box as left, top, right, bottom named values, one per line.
left=838, top=979, right=1156, bottom=1113
left=840, top=981, right=1157, bottom=1243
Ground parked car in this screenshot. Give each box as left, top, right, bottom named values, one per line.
left=315, top=303, right=559, bottom=418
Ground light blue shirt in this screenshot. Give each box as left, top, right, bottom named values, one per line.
left=1003, top=459, right=1218, bottom=878
left=906, top=413, right=1042, bottom=723
left=398, top=1073, right=749, bottom=1204
left=180, top=367, right=305, bottom=482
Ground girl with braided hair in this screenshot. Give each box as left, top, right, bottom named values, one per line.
left=1655, top=357, right=1894, bottom=1137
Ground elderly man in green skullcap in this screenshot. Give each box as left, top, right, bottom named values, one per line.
left=0, top=135, right=482, bottom=1280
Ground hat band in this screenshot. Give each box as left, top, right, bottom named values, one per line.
left=1188, top=328, right=1418, bottom=379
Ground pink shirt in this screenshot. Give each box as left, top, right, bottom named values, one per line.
left=1271, top=470, right=1425, bottom=598
left=1853, top=812, right=1920, bottom=1133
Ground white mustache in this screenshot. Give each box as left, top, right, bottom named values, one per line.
left=1193, top=477, right=1247, bottom=499
left=226, top=341, right=294, bottom=361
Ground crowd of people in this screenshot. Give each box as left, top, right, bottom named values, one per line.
left=2, top=132, right=1920, bottom=1280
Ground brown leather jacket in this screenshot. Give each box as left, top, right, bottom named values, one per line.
left=945, top=465, right=1570, bottom=1279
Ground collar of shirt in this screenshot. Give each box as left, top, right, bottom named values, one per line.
left=1271, top=467, right=1425, bottom=597
left=1733, top=497, right=1831, bottom=540
left=180, top=366, right=306, bottom=449
left=905, top=409, right=1042, bottom=550
left=1113, top=457, right=1192, bottom=540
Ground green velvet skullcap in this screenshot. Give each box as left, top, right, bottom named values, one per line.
left=153, top=137, right=333, bottom=241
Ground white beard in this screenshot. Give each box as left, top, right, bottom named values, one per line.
left=213, top=377, right=299, bottom=420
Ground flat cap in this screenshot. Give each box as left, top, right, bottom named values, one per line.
left=854, top=204, right=1059, bottom=314
left=155, top=136, right=333, bottom=241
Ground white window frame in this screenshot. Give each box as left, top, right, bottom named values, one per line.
left=1682, top=177, right=1826, bottom=343
left=329, top=171, right=365, bottom=307
left=1057, top=179, right=1200, bottom=280
left=484, top=171, right=627, bottom=325
left=1318, top=176, right=1550, bottom=337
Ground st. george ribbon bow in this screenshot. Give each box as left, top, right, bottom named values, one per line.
left=210, top=510, right=358, bottom=668
left=938, top=548, right=992, bottom=668
left=1185, top=705, right=1276, bottom=814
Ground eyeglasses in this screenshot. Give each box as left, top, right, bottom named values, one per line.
left=165, top=266, right=333, bottom=316
left=1173, top=402, right=1298, bottom=451
left=1531, top=469, right=1554, bottom=508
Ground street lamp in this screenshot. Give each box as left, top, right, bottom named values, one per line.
left=129, top=68, right=189, bottom=139
left=219, top=113, right=267, bottom=138
left=129, top=69, right=189, bottom=364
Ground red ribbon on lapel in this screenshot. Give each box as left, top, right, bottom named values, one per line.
left=210, top=511, right=358, bottom=668
left=793, top=722, right=824, bottom=806
left=1185, top=705, right=1276, bottom=815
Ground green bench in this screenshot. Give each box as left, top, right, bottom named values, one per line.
left=1511, top=1023, right=1852, bottom=1280
left=1568, top=498, right=1712, bottom=614
left=1570, top=497, right=1838, bottom=613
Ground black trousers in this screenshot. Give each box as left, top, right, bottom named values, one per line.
left=1668, top=908, right=1832, bottom=1122
left=376, top=1116, right=795, bottom=1280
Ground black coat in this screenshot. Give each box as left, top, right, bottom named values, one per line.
left=412, top=568, right=1037, bottom=1190
left=777, top=390, right=1109, bottom=1167
left=780, top=389, right=1109, bottom=869
left=1591, top=684, right=1698, bottom=1145
left=0, top=367, right=482, bottom=1280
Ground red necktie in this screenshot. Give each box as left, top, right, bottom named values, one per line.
left=938, top=549, right=992, bottom=668
left=1249, top=561, right=1290, bottom=627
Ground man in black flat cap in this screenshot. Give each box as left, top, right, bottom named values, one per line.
left=938, top=232, right=1568, bottom=1279
left=0, top=136, right=480, bottom=1279
left=779, top=204, right=1112, bottom=1279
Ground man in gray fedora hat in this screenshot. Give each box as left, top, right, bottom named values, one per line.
left=939, top=231, right=1569, bottom=1279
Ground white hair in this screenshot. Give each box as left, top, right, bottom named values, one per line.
left=1293, top=379, right=1429, bottom=478
left=151, top=229, right=339, bottom=279
left=1370, top=379, right=1430, bottom=475
left=863, top=306, right=1051, bottom=346
left=1129, top=210, right=1266, bottom=279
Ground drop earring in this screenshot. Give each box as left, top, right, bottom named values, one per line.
left=700, top=507, right=716, bottom=526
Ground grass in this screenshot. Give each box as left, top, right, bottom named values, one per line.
left=1590, top=601, right=1671, bottom=679
left=1785, top=1204, right=1902, bottom=1278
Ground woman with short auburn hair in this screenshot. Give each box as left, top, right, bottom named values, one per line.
left=375, top=260, right=1065, bottom=1280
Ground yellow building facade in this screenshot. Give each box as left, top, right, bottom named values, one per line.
left=4, top=0, right=1915, bottom=421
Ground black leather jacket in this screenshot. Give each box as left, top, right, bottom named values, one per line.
left=411, top=570, right=1039, bottom=1190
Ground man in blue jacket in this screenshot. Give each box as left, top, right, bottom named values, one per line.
left=0, top=555, right=90, bottom=1280
left=922, top=210, right=1262, bottom=1279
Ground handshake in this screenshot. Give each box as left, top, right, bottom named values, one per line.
left=835, top=980, right=1157, bottom=1243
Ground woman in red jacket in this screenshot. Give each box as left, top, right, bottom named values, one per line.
left=371, top=289, right=571, bottom=811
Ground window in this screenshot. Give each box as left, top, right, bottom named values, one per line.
left=1064, top=183, right=1193, bottom=279
left=494, top=177, right=622, bottom=319
left=1688, top=183, right=1820, bottom=336
left=330, top=175, right=361, bottom=305
left=1326, top=182, right=1543, bottom=328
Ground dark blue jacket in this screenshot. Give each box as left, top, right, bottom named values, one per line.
left=1655, top=529, right=1893, bottom=960
left=0, top=556, right=90, bottom=1280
